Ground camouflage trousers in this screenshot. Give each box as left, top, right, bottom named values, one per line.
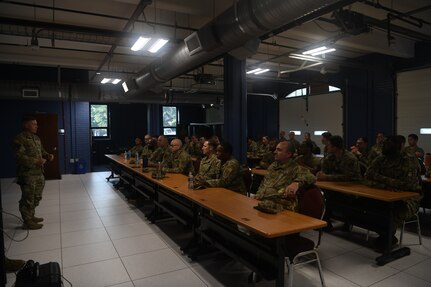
left=18, top=175, right=45, bottom=222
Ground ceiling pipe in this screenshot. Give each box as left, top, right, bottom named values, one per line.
left=130, top=0, right=357, bottom=97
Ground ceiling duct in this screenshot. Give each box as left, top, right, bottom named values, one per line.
left=128, top=0, right=356, bottom=97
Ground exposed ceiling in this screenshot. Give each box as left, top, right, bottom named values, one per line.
left=1, top=0, right=430, bottom=98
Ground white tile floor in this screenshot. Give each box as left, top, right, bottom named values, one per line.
left=2, top=172, right=431, bottom=287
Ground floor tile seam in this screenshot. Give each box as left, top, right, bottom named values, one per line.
left=61, top=225, right=107, bottom=234
left=316, top=266, right=363, bottom=287
left=107, top=230, right=157, bottom=241
left=186, top=264, right=212, bottom=287
left=62, top=256, right=124, bottom=271
left=366, top=269, right=408, bottom=287
left=129, top=266, right=189, bottom=282
left=61, top=238, right=113, bottom=250
left=320, top=247, right=361, bottom=263
left=60, top=226, right=107, bottom=236
left=9, top=245, right=62, bottom=257
left=387, top=255, right=430, bottom=272
left=118, top=246, right=171, bottom=258
left=111, top=231, right=162, bottom=242
left=62, top=252, right=120, bottom=269
left=403, top=258, right=431, bottom=283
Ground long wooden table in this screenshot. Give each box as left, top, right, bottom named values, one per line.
left=106, top=154, right=326, bottom=286
left=316, top=181, right=421, bottom=265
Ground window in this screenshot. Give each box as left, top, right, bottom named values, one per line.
left=90, top=104, right=109, bottom=137
left=163, top=106, right=177, bottom=136
left=285, top=85, right=340, bottom=98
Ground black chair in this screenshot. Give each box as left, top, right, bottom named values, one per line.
left=241, top=165, right=253, bottom=197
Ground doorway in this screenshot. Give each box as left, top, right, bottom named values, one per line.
left=31, top=113, right=61, bottom=180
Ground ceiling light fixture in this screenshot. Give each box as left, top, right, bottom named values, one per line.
left=303, top=46, right=328, bottom=55
left=131, top=37, right=151, bottom=51
left=246, top=68, right=263, bottom=74
left=302, top=46, right=336, bottom=56
left=112, top=79, right=122, bottom=85
left=254, top=68, right=270, bottom=75
left=122, top=82, right=129, bottom=92
left=148, top=39, right=169, bottom=53
left=311, top=48, right=336, bottom=56
left=101, top=78, right=111, bottom=84
left=289, top=53, right=321, bottom=62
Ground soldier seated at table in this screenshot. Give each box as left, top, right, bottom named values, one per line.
left=141, top=134, right=155, bottom=158
left=295, top=141, right=321, bottom=175
left=128, top=137, right=144, bottom=156
left=255, top=141, right=316, bottom=212
left=316, top=135, right=362, bottom=182
left=364, top=135, right=422, bottom=252
left=256, top=136, right=270, bottom=157
left=195, top=142, right=246, bottom=195
left=258, top=140, right=278, bottom=169
left=194, top=139, right=221, bottom=184
left=164, top=138, right=194, bottom=175
left=148, top=135, right=172, bottom=167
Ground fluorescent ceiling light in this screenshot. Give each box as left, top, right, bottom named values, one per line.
left=148, top=39, right=169, bottom=53
left=420, top=128, right=431, bottom=135
left=131, top=37, right=151, bottom=51
left=289, top=53, right=321, bottom=62
left=290, top=131, right=301, bottom=135
left=254, top=68, right=270, bottom=75
left=101, top=78, right=111, bottom=84
left=303, top=46, right=328, bottom=55
left=246, top=68, right=263, bottom=74
left=122, top=82, right=129, bottom=92
left=311, top=48, right=336, bottom=56
left=112, top=79, right=122, bottom=85
left=314, top=131, right=328, bottom=136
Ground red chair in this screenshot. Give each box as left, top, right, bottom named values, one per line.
left=284, top=185, right=326, bottom=287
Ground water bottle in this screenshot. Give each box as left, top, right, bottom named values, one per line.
left=188, top=171, right=194, bottom=190
left=135, top=153, right=140, bottom=167
left=157, top=162, right=162, bottom=179
left=124, top=150, right=127, bottom=160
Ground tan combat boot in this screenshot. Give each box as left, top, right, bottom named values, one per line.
left=33, top=216, right=44, bottom=223
left=23, top=220, right=43, bottom=230
left=5, top=257, right=26, bottom=273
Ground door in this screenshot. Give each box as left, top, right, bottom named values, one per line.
left=31, top=113, right=61, bottom=180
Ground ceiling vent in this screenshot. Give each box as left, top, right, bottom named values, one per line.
left=22, top=88, right=39, bottom=98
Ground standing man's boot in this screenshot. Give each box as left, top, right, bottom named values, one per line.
left=5, top=257, right=26, bottom=273
left=22, top=220, right=43, bottom=230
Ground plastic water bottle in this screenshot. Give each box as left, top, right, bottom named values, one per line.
left=157, top=162, right=162, bottom=179
left=135, top=153, right=139, bottom=167
left=188, top=171, right=194, bottom=190
left=124, top=150, right=127, bottom=160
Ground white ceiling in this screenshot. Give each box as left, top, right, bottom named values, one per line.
left=0, top=0, right=430, bottom=92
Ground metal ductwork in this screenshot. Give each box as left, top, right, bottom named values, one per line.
left=128, top=0, right=356, bottom=98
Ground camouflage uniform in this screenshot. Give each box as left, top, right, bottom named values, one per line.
left=184, top=142, right=202, bottom=158
left=128, top=144, right=145, bottom=156
left=141, top=145, right=153, bottom=158
left=165, top=149, right=194, bottom=175
left=256, top=143, right=269, bottom=157
left=259, top=150, right=275, bottom=168
left=365, top=152, right=422, bottom=227
left=405, top=145, right=425, bottom=159
left=256, top=159, right=316, bottom=211
left=197, top=153, right=221, bottom=180
left=287, top=138, right=300, bottom=152
left=247, top=140, right=258, bottom=153
left=13, top=131, right=49, bottom=222
left=149, top=146, right=172, bottom=164
left=321, top=150, right=362, bottom=181
left=207, top=158, right=246, bottom=195
left=368, top=143, right=383, bottom=164
left=295, top=154, right=321, bottom=174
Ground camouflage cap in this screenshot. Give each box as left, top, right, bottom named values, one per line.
left=254, top=200, right=284, bottom=214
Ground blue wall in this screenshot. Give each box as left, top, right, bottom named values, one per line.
left=0, top=99, right=91, bottom=178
